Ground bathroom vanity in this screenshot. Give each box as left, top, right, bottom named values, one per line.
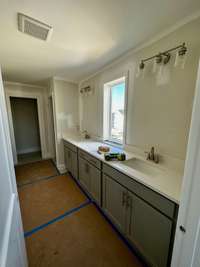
left=63, top=135, right=182, bottom=267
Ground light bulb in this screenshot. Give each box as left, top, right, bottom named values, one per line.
left=174, top=44, right=187, bottom=69
left=135, top=61, right=145, bottom=78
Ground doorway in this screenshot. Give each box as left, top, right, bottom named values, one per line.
left=10, top=97, right=42, bottom=164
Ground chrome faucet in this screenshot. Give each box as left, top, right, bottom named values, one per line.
left=145, top=147, right=159, bottom=163
left=82, top=130, right=90, bottom=139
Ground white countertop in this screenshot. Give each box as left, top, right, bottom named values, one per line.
left=62, top=132, right=183, bottom=204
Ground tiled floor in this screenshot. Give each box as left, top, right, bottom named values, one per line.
left=17, top=160, right=145, bottom=267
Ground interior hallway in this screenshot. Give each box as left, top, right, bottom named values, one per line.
left=16, top=160, right=144, bottom=267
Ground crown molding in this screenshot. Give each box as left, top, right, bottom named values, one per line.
left=53, top=76, right=78, bottom=84
left=79, top=10, right=200, bottom=85
left=3, top=81, right=46, bottom=89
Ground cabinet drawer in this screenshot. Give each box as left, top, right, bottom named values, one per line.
left=79, top=149, right=101, bottom=169
left=103, top=163, right=176, bottom=219
left=63, top=140, right=77, bottom=153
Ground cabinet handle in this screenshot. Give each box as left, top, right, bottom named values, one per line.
left=179, top=225, right=186, bottom=233
left=126, top=195, right=132, bottom=209
left=127, top=196, right=133, bottom=235
left=85, top=163, right=87, bottom=173
left=122, top=191, right=127, bottom=206
left=85, top=163, right=90, bottom=174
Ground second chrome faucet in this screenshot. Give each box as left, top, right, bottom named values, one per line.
left=145, top=147, right=159, bottom=163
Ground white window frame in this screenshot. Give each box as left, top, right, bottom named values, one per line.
left=103, top=76, right=126, bottom=145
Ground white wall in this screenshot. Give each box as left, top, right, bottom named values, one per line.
left=50, top=78, right=79, bottom=172
left=79, top=17, right=200, bottom=161
left=10, top=97, right=41, bottom=155
left=4, top=82, right=54, bottom=160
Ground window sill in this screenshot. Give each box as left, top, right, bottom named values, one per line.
left=103, top=140, right=123, bottom=149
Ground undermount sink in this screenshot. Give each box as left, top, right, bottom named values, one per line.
left=121, top=158, right=164, bottom=177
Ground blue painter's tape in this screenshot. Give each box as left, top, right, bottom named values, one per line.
left=24, top=200, right=91, bottom=238
left=18, top=174, right=59, bottom=188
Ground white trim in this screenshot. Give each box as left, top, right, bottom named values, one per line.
left=0, top=67, right=28, bottom=267
left=4, top=81, right=46, bottom=89
left=0, top=194, right=28, bottom=267
left=79, top=10, right=200, bottom=85
left=171, top=59, right=200, bottom=266
left=0, top=72, right=18, bottom=192
left=5, top=91, right=47, bottom=164
left=53, top=76, right=78, bottom=84
left=0, top=194, right=15, bottom=267
left=17, top=147, right=41, bottom=155
left=50, top=83, right=59, bottom=166
left=103, top=74, right=128, bottom=146
left=123, top=71, right=129, bottom=146
left=57, top=164, right=66, bottom=174
left=47, top=96, right=56, bottom=160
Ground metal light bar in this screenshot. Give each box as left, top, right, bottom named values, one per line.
left=141, top=43, right=187, bottom=63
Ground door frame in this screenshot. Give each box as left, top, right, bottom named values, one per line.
left=48, top=95, right=56, bottom=163
left=171, top=60, right=200, bottom=266
left=0, top=68, right=28, bottom=267
left=5, top=91, right=46, bottom=164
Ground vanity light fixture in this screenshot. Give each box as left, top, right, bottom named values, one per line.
left=136, top=42, right=187, bottom=78
left=80, top=86, right=93, bottom=96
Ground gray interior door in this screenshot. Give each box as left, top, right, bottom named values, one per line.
left=127, top=192, right=172, bottom=267
left=103, top=174, right=126, bottom=233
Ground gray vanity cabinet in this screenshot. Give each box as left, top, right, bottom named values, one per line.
left=89, top=164, right=101, bottom=204
left=126, top=191, right=172, bottom=267
left=102, top=163, right=176, bottom=267
left=78, top=153, right=101, bottom=204
left=64, top=142, right=78, bottom=179
left=103, top=174, right=127, bottom=233
left=78, top=157, right=90, bottom=191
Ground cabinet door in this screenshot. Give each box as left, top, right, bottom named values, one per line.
left=71, top=150, right=78, bottom=179
left=89, top=164, right=101, bottom=204
left=79, top=157, right=90, bottom=192
left=64, top=146, right=71, bottom=172
left=127, top=192, right=172, bottom=267
left=103, top=174, right=127, bottom=233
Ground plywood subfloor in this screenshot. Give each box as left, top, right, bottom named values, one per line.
left=18, top=160, right=145, bottom=267
left=26, top=204, right=144, bottom=267
left=15, top=159, right=58, bottom=186
left=19, top=175, right=87, bottom=232
left=17, top=151, right=42, bottom=165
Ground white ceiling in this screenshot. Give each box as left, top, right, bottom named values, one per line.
left=0, top=0, right=200, bottom=84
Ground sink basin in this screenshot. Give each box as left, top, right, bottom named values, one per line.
left=121, top=158, right=164, bottom=177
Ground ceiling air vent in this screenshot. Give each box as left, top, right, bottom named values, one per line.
left=18, top=13, right=52, bottom=41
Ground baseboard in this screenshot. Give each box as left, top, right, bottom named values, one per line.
left=17, top=147, right=41, bottom=155
left=57, top=164, right=66, bottom=174
left=42, top=152, right=53, bottom=159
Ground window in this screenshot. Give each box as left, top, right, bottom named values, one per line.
left=104, top=77, right=126, bottom=144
